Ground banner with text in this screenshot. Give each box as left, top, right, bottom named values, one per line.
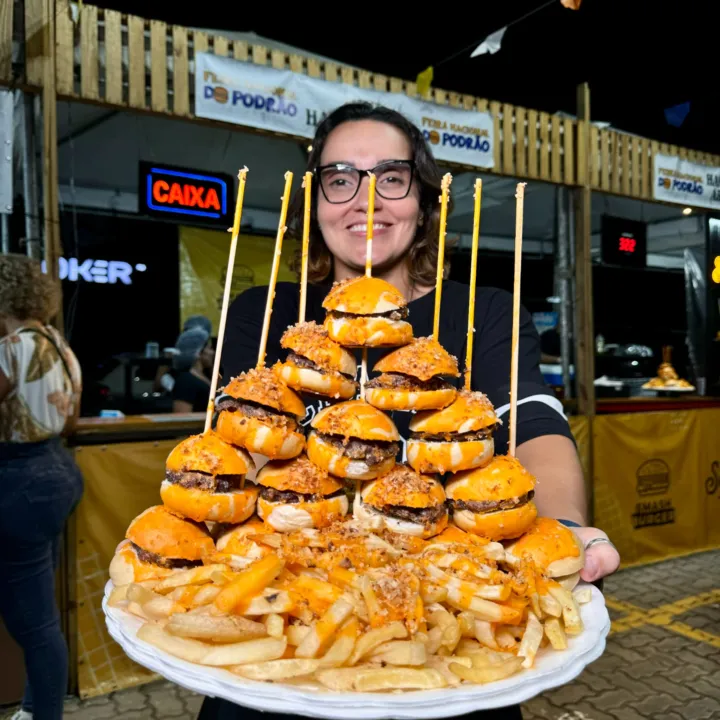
left=195, top=53, right=495, bottom=169
left=653, top=153, right=720, bottom=210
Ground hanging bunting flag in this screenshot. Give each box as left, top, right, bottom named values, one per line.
left=470, top=27, right=507, bottom=58
left=416, top=66, right=434, bottom=96
left=664, top=102, right=691, bottom=128
left=560, top=0, right=582, bottom=8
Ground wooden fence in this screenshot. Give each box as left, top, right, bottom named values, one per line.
left=2, top=0, right=719, bottom=200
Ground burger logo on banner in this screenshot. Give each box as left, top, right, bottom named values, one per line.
left=632, top=458, right=675, bottom=529
left=706, top=461, right=719, bottom=496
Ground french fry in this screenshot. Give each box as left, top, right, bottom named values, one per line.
left=370, top=640, right=427, bottom=666
left=315, top=666, right=373, bottom=691
left=108, top=584, right=130, bottom=607
left=420, top=583, right=448, bottom=604
left=474, top=620, right=499, bottom=649
left=213, top=554, right=284, bottom=615
left=495, top=629, right=518, bottom=649
left=319, top=616, right=359, bottom=668
left=573, top=586, right=592, bottom=605
left=425, top=625, right=444, bottom=654
left=154, top=565, right=226, bottom=594
left=548, top=584, right=584, bottom=635
left=517, top=612, right=544, bottom=669
left=265, top=614, right=285, bottom=639
left=530, top=593, right=543, bottom=619
left=539, top=592, right=563, bottom=618
left=358, top=576, right=383, bottom=628
left=295, top=598, right=354, bottom=658
left=286, top=624, right=311, bottom=647
left=458, top=612, right=477, bottom=637
left=290, top=575, right=343, bottom=615
left=142, top=596, right=187, bottom=621
left=353, top=667, right=447, bottom=692
left=244, top=589, right=294, bottom=616
left=544, top=617, right=568, bottom=650
left=425, top=655, right=472, bottom=686
left=166, top=613, right=267, bottom=643
left=349, top=622, right=407, bottom=665
left=450, top=656, right=523, bottom=683
left=232, top=658, right=322, bottom=681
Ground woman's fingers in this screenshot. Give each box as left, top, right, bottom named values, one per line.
left=572, top=527, right=621, bottom=582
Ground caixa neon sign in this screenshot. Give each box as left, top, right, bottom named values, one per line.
left=42, top=258, right=146, bottom=285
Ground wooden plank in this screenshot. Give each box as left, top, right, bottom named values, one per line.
left=307, top=59, right=321, bottom=78
left=688, top=150, right=698, bottom=163
left=127, top=15, right=146, bottom=108
left=434, top=89, right=447, bottom=105
left=621, top=134, right=630, bottom=196
left=0, top=0, right=11, bottom=81
left=462, top=95, right=475, bottom=110
left=449, top=92, right=460, bottom=108
left=252, top=44, right=268, bottom=65
left=55, top=0, right=74, bottom=95
left=575, top=120, right=586, bottom=186
left=290, top=54, right=303, bottom=74
left=358, top=70, right=371, bottom=89
left=669, top=144, right=679, bottom=156
left=341, top=67, right=354, bottom=86
left=476, top=98, right=488, bottom=112
left=324, top=63, right=338, bottom=82
left=590, top=125, right=599, bottom=188
left=150, top=20, right=167, bottom=112
left=640, top=138, right=649, bottom=198
left=194, top=32, right=208, bottom=55
left=612, top=133, right=621, bottom=194
left=539, top=111, right=550, bottom=180
left=527, top=109, right=538, bottom=178
left=233, top=40, right=248, bottom=61
left=390, top=78, right=403, bottom=94
left=103, top=9, right=122, bottom=104
left=172, top=26, right=189, bottom=116
left=631, top=137, right=640, bottom=196
left=271, top=50, right=285, bottom=69
left=405, top=82, right=418, bottom=97
left=502, top=104, right=513, bottom=175
left=515, top=107, right=526, bottom=177
left=24, top=0, right=45, bottom=86
left=214, top=36, right=229, bottom=57
left=600, top=130, right=609, bottom=190
left=490, top=101, right=501, bottom=172
left=373, top=74, right=388, bottom=92
left=80, top=4, right=99, bottom=99
left=563, top=118, right=574, bottom=185
left=550, top=115, right=561, bottom=183
left=679, top=146, right=687, bottom=160
left=659, top=142, right=669, bottom=155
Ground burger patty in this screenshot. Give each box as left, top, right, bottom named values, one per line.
left=365, top=373, right=453, bottom=391
left=215, top=397, right=298, bottom=429
left=448, top=490, right=535, bottom=515
left=317, top=432, right=399, bottom=467
left=260, top=486, right=346, bottom=504
left=132, top=543, right=203, bottom=569
left=329, top=307, right=409, bottom=321
left=286, top=352, right=354, bottom=380
left=411, top=426, right=496, bottom=443
left=380, top=503, right=447, bottom=524
left=165, top=470, right=246, bottom=493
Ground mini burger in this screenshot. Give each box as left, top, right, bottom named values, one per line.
left=406, top=390, right=498, bottom=474
left=160, top=431, right=257, bottom=524
left=215, top=367, right=306, bottom=460
left=255, top=454, right=349, bottom=531
left=109, top=505, right=215, bottom=586
left=307, top=399, right=400, bottom=480
left=445, top=455, right=537, bottom=541
left=354, top=464, right=448, bottom=539
left=322, top=276, right=413, bottom=347
left=366, top=336, right=459, bottom=411
left=505, top=517, right=585, bottom=589
left=274, top=321, right=358, bottom=400
left=213, top=517, right=277, bottom=569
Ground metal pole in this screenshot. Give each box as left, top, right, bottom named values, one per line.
left=1, top=213, right=8, bottom=254
left=22, top=93, right=41, bottom=259
left=556, top=187, right=572, bottom=397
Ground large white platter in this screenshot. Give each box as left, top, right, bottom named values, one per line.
left=104, top=580, right=610, bottom=719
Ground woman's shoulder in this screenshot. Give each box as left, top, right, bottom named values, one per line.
left=443, top=281, right=512, bottom=311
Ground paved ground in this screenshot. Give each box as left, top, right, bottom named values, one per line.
left=3, top=550, right=718, bottom=720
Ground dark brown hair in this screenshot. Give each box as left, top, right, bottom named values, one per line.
left=287, top=102, right=453, bottom=287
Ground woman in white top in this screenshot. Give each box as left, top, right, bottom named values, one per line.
left=0, top=254, right=84, bottom=720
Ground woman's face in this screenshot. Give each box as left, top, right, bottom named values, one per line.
left=316, top=120, right=421, bottom=276
left=200, top=342, right=215, bottom=370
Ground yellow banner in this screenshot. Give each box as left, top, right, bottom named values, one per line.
left=593, top=408, right=720, bottom=567
left=178, top=226, right=300, bottom=334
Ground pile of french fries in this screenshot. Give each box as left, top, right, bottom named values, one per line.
left=108, top=519, right=592, bottom=693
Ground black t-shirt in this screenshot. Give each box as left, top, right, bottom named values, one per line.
left=221, top=280, right=573, bottom=454
left=172, top=371, right=211, bottom=412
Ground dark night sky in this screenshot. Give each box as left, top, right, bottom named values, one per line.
left=93, top=1, right=718, bottom=154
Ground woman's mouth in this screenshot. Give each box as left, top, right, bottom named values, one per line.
left=347, top=223, right=390, bottom=235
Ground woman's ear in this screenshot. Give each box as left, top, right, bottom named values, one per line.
left=417, top=214, right=424, bottom=227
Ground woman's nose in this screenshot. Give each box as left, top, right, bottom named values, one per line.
left=355, top=176, right=384, bottom=211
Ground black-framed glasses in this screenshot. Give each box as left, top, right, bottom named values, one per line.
left=315, top=160, right=415, bottom=204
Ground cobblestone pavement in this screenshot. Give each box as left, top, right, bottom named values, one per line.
left=2, top=550, right=717, bottom=720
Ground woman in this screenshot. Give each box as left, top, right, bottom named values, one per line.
left=0, top=254, right=84, bottom=720
left=201, top=103, right=619, bottom=720
left=171, top=326, right=215, bottom=413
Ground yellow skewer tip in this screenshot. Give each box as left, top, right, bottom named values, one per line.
left=441, top=173, right=453, bottom=190
left=515, top=182, right=527, bottom=198
left=237, top=167, right=249, bottom=179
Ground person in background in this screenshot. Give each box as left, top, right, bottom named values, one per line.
left=154, top=315, right=214, bottom=393
left=0, top=254, right=84, bottom=720
left=171, top=326, right=214, bottom=413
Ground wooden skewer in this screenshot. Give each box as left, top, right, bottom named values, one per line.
left=509, top=182, right=527, bottom=457
left=257, top=171, right=294, bottom=368
left=360, top=173, right=376, bottom=398
left=433, top=173, right=453, bottom=341
left=204, top=168, right=249, bottom=433
left=464, top=179, right=482, bottom=391
left=298, top=171, right=312, bottom=324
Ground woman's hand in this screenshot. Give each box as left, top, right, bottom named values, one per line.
left=572, top=526, right=620, bottom=583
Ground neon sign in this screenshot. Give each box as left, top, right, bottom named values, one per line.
left=138, top=162, right=233, bottom=226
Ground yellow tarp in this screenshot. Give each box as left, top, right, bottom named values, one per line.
left=178, top=226, right=299, bottom=334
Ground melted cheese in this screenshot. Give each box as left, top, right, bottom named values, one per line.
left=406, top=439, right=494, bottom=474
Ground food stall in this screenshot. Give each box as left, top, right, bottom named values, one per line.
left=1, top=0, right=719, bottom=701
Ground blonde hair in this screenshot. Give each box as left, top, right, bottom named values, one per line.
left=0, top=254, right=61, bottom=323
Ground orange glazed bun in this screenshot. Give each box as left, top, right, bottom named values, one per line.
left=354, top=464, right=448, bottom=539
left=373, top=337, right=460, bottom=382
left=109, top=506, right=214, bottom=586
left=307, top=400, right=400, bottom=480
left=322, top=277, right=412, bottom=347
left=161, top=432, right=258, bottom=525
left=445, top=456, right=538, bottom=541
left=505, top=517, right=585, bottom=578
left=274, top=321, right=358, bottom=400
left=255, top=455, right=349, bottom=531
left=406, top=390, right=498, bottom=474
left=216, top=367, right=306, bottom=459
left=212, top=517, right=276, bottom=569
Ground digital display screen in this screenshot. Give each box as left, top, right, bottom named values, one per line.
left=601, top=215, right=647, bottom=268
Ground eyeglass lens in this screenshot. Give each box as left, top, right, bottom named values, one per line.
left=319, top=162, right=413, bottom=202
